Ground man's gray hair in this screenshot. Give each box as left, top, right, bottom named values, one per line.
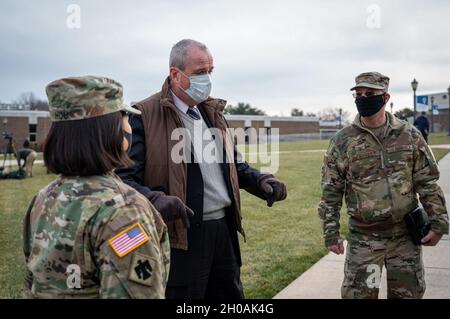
left=169, top=39, right=208, bottom=70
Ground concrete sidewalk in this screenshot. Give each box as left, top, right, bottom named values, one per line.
left=431, top=144, right=450, bottom=149
left=274, top=152, right=450, bottom=299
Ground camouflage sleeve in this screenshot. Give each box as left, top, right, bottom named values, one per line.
left=412, top=134, right=449, bottom=235
left=91, top=202, right=170, bottom=298
left=22, top=194, right=37, bottom=298
left=318, top=138, right=346, bottom=247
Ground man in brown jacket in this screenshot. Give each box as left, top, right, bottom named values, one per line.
left=117, top=39, right=287, bottom=298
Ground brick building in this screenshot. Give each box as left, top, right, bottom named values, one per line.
left=0, top=110, right=51, bottom=152
left=0, top=110, right=329, bottom=154
left=225, top=115, right=321, bottom=142
left=225, top=115, right=318, bottom=133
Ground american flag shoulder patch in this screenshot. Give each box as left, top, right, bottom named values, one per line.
left=108, top=223, right=149, bottom=257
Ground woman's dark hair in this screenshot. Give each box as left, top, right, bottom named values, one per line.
left=44, top=111, right=133, bottom=176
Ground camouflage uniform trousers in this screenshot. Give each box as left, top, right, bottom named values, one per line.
left=341, top=231, right=425, bottom=299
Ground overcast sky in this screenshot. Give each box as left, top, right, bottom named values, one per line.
left=1, top=0, right=449, bottom=117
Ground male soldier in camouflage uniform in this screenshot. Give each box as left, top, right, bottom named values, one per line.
left=22, top=76, right=170, bottom=298
left=318, top=72, right=449, bottom=299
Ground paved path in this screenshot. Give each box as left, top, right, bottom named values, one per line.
left=274, top=152, right=450, bottom=299
left=432, top=144, right=450, bottom=149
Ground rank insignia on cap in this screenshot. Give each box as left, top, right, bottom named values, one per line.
left=109, top=223, right=149, bottom=257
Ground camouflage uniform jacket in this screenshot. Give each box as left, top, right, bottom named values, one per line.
left=318, top=112, right=449, bottom=246
left=23, top=173, right=170, bottom=298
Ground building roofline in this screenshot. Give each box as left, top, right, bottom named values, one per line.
left=0, top=110, right=50, bottom=117
left=224, top=114, right=319, bottom=122
left=419, top=91, right=449, bottom=96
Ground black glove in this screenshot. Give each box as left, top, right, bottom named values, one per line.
left=147, top=191, right=194, bottom=228
left=257, top=174, right=287, bottom=207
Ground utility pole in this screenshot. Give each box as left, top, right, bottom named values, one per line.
left=430, top=96, right=434, bottom=133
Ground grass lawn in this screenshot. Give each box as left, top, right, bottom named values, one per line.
left=239, top=147, right=338, bottom=298
left=0, top=164, right=55, bottom=298
left=1, top=137, right=449, bottom=299
left=429, top=132, right=450, bottom=145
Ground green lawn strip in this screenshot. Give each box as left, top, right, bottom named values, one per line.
left=429, top=132, right=450, bottom=145
left=238, top=139, right=329, bottom=156
left=0, top=164, right=56, bottom=298
left=431, top=148, right=450, bottom=162
left=239, top=151, right=348, bottom=298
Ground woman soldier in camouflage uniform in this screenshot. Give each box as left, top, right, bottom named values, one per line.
left=22, top=76, right=170, bottom=298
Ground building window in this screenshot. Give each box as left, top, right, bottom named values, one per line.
left=29, top=124, right=37, bottom=142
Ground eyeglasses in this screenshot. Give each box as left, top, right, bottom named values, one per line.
left=352, top=92, right=384, bottom=98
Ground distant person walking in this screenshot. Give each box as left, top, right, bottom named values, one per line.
left=414, top=111, right=430, bottom=143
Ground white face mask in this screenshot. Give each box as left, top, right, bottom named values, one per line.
left=178, top=69, right=212, bottom=104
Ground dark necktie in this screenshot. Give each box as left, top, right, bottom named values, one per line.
left=187, top=107, right=200, bottom=120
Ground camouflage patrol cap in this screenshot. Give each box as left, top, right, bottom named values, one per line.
left=350, top=72, right=390, bottom=91
left=46, top=76, right=141, bottom=122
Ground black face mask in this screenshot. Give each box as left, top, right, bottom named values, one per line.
left=355, top=94, right=385, bottom=117
left=123, top=131, right=132, bottom=153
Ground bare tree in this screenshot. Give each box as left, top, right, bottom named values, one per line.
left=15, top=92, right=37, bottom=106
left=318, top=107, right=350, bottom=123
left=14, top=92, right=48, bottom=111
left=31, top=99, right=49, bottom=111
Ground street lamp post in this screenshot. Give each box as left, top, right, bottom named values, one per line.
left=2, top=118, right=8, bottom=157
left=447, top=85, right=450, bottom=136
left=390, top=102, right=393, bottom=114
left=430, top=96, right=434, bottom=133
left=411, top=78, right=418, bottom=120
left=338, top=108, right=342, bottom=129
